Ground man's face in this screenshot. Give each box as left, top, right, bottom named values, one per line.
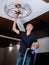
left=26, top=23, right=33, bottom=31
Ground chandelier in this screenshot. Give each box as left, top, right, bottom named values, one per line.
left=4, top=3, right=32, bottom=18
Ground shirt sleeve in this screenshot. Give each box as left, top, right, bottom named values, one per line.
left=19, top=31, right=26, bottom=37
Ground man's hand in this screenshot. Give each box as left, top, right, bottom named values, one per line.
left=31, top=46, right=36, bottom=50
left=31, top=42, right=39, bottom=50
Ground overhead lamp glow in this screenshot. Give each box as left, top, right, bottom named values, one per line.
left=16, top=44, right=20, bottom=50
left=9, top=44, right=13, bottom=52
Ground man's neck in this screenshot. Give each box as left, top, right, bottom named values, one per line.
left=26, top=31, right=31, bottom=36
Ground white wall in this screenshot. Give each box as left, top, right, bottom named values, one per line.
left=38, top=37, right=49, bottom=53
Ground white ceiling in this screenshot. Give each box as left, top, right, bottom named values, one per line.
left=0, top=0, right=49, bottom=22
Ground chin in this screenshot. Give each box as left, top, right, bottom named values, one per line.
left=26, top=28, right=30, bottom=31
left=27, top=29, right=31, bottom=31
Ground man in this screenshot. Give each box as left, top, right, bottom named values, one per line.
left=12, top=14, right=39, bottom=65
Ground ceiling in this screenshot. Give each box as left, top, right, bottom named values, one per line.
left=0, top=0, right=49, bottom=22
left=0, top=11, right=49, bottom=36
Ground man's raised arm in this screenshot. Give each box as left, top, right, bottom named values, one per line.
left=12, top=15, right=20, bottom=35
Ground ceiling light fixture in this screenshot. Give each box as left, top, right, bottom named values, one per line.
left=4, top=3, right=32, bottom=18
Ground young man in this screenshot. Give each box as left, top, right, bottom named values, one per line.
left=12, top=15, right=39, bottom=65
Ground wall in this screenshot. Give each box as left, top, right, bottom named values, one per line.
left=38, top=37, right=49, bottom=53
left=0, top=48, right=5, bottom=65
left=3, top=37, right=49, bottom=65
left=3, top=46, right=19, bottom=65
left=0, top=37, right=49, bottom=65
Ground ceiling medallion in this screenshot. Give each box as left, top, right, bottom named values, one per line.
left=4, top=3, right=32, bottom=18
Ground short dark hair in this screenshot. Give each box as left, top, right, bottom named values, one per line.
left=24, top=22, right=34, bottom=32
left=26, top=22, right=33, bottom=26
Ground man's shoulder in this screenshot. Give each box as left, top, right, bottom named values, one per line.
left=20, top=31, right=26, bottom=35
left=31, top=32, right=35, bottom=36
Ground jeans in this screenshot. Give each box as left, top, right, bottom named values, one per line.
left=16, top=53, right=31, bottom=65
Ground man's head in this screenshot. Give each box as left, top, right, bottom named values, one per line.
left=26, top=23, right=33, bottom=32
